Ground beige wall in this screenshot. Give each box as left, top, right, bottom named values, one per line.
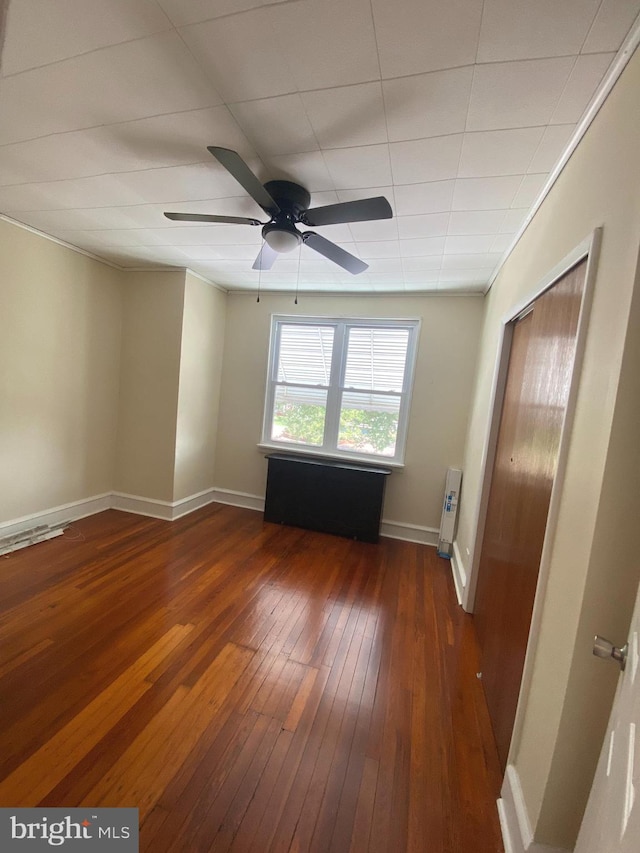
left=214, top=292, right=484, bottom=531
left=115, top=270, right=185, bottom=502
left=173, top=272, right=227, bottom=502
left=455, top=46, right=640, bottom=848
left=0, top=219, right=123, bottom=522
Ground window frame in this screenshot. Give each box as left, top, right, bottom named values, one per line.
left=261, top=315, right=420, bottom=466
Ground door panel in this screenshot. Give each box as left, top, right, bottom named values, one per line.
left=575, top=581, right=640, bottom=852
left=474, top=260, right=587, bottom=769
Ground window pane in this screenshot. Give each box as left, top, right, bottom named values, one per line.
left=271, top=386, right=328, bottom=447
left=277, top=325, right=334, bottom=385
left=343, top=328, right=409, bottom=391
left=338, top=391, right=401, bottom=457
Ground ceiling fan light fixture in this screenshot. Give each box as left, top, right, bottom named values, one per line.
left=262, top=223, right=301, bottom=254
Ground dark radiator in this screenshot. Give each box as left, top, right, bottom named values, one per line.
left=264, top=453, right=391, bottom=543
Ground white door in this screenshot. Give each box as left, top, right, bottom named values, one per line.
left=575, top=580, right=640, bottom=852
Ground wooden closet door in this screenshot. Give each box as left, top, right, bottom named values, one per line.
left=474, top=260, right=586, bottom=770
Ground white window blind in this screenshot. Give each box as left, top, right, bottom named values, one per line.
left=262, top=316, right=420, bottom=464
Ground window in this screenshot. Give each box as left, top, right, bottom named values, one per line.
left=262, top=316, right=420, bottom=464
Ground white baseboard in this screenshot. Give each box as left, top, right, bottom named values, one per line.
left=451, top=539, right=467, bottom=605
left=111, top=492, right=174, bottom=520
left=0, top=493, right=112, bottom=538
left=112, top=488, right=224, bottom=521
left=379, top=519, right=439, bottom=546
left=208, top=488, right=264, bottom=513
left=172, top=488, right=222, bottom=519
left=499, top=765, right=570, bottom=853
left=1, top=490, right=441, bottom=548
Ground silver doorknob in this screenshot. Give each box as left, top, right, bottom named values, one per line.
left=593, top=635, right=628, bottom=671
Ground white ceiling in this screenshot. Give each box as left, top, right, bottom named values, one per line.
left=1, top=0, right=638, bottom=294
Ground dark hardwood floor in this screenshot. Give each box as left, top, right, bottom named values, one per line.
left=0, top=505, right=503, bottom=852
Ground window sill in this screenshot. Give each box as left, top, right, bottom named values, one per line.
left=257, top=443, right=405, bottom=470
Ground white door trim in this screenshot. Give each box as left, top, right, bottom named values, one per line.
left=462, top=229, right=602, bottom=767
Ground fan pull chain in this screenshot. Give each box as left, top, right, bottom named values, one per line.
left=256, top=241, right=263, bottom=303
left=294, top=241, right=301, bottom=305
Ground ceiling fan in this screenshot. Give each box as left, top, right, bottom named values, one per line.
left=164, top=146, right=393, bottom=275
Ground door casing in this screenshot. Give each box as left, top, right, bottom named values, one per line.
left=462, top=228, right=602, bottom=767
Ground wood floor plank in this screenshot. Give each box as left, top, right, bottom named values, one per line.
left=81, top=642, right=255, bottom=818
left=0, top=506, right=504, bottom=851
left=0, top=623, right=194, bottom=806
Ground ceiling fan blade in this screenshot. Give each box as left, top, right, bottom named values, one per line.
left=164, top=212, right=263, bottom=225
left=303, top=232, right=368, bottom=275
left=252, top=243, right=278, bottom=271
left=302, top=196, right=392, bottom=227
left=207, top=146, right=280, bottom=214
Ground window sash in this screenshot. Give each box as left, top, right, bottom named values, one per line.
left=263, top=316, right=419, bottom=464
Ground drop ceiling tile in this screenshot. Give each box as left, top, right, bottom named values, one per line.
left=116, top=204, right=189, bottom=229
left=53, top=228, right=167, bottom=247
left=399, top=237, right=446, bottom=257
left=401, top=256, right=443, bottom=272
left=0, top=32, right=220, bottom=146
left=323, top=145, right=393, bottom=190
left=268, top=0, right=380, bottom=91
left=299, top=253, right=349, bottom=272
left=366, top=258, right=405, bottom=275
left=445, top=234, right=496, bottom=254
left=438, top=270, right=490, bottom=286
left=265, top=152, right=334, bottom=192
left=0, top=134, right=111, bottom=186
left=229, top=95, right=318, bottom=157
left=491, top=233, right=515, bottom=253
left=397, top=213, right=449, bottom=239
left=179, top=10, right=293, bottom=102
left=441, top=252, right=502, bottom=270
left=452, top=176, right=521, bottom=210
left=511, top=173, right=548, bottom=207
left=528, top=124, right=576, bottom=172
left=1, top=0, right=172, bottom=75
left=477, top=0, right=601, bottom=63
left=0, top=107, right=255, bottom=188
left=371, top=0, right=484, bottom=78
left=308, top=191, right=340, bottom=207
left=401, top=277, right=441, bottom=290
left=9, top=174, right=150, bottom=210
left=0, top=184, right=69, bottom=212
left=13, top=207, right=145, bottom=232
left=466, top=57, right=575, bottom=132
left=301, top=83, right=388, bottom=149
left=122, top=163, right=258, bottom=205
left=178, top=244, right=260, bottom=261
left=156, top=0, right=263, bottom=27
left=550, top=53, right=615, bottom=124
left=93, top=107, right=257, bottom=173
left=347, top=219, right=399, bottom=242
left=310, top=223, right=355, bottom=243
left=383, top=67, right=473, bottom=142
left=582, top=0, right=640, bottom=53
left=448, top=209, right=506, bottom=235
left=393, top=180, right=455, bottom=216
left=459, top=127, right=545, bottom=178
left=127, top=246, right=192, bottom=263
left=356, top=241, right=400, bottom=259
left=389, top=135, right=463, bottom=184
left=500, top=208, right=530, bottom=233
left=157, top=225, right=261, bottom=245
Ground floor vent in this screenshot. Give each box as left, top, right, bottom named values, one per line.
left=0, top=525, right=65, bottom=556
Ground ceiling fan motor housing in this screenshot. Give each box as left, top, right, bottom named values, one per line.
left=261, top=180, right=311, bottom=252
left=263, top=180, right=311, bottom=216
